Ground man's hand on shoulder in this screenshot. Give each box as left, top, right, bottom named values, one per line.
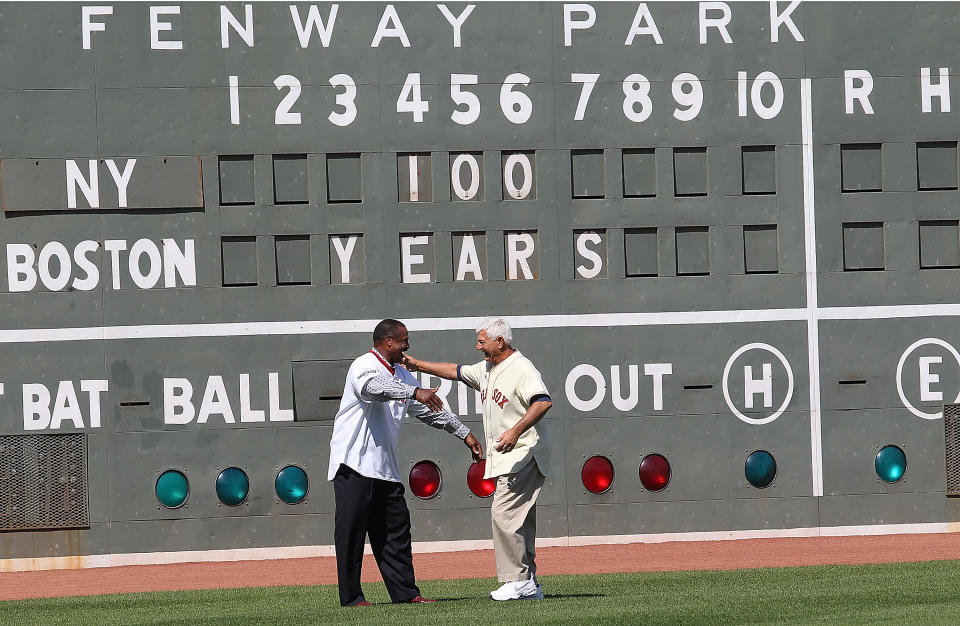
left=413, top=386, right=443, bottom=411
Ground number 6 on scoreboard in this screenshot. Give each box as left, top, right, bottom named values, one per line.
left=501, top=73, right=533, bottom=124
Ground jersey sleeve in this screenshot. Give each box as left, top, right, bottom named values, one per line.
left=458, top=361, right=486, bottom=392
left=349, top=361, right=382, bottom=400
left=516, top=363, right=549, bottom=407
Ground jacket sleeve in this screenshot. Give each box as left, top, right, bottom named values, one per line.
left=406, top=400, right=471, bottom=440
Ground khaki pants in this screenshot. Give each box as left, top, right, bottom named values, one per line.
left=491, top=458, right=545, bottom=582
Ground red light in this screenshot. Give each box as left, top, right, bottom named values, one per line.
left=409, top=460, right=442, bottom=499
left=581, top=455, right=614, bottom=494
left=639, top=454, right=671, bottom=491
left=466, top=460, right=496, bottom=498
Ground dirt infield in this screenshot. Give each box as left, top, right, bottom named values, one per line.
left=2, top=533, right=960, bottom=601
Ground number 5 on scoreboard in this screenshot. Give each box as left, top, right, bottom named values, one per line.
left=571, top=73, right=600, bottom=121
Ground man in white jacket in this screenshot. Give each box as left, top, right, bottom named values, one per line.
left=403, top=317, right=552, bottom=601
left=328, top=318, right=482, bottom=607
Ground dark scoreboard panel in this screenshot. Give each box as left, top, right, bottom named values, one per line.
left=2, top=2, right=960, bottom=568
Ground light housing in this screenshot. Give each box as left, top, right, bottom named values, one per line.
left=275, top=465, right=308, bottom=504
left=875, top=445, right=907, bottom=483
left=638, top=454, right=671, bottom=491
left=744, top=450, right=777, bottom=488
left=216, top=467, right=249, bottom=506
left=581, top=455, right=614, bottom=494
left=409, top=460, right=442, bottom=499
left=156, top=469, right=189, bottom=509
left=466, top=459, right=496, bottom=498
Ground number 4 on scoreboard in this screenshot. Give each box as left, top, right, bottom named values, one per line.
left=397, top=72, right=429, bottom=122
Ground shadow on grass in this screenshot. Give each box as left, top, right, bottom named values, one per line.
left=543, top=593, right=605, bottom=600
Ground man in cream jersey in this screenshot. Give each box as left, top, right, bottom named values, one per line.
left=404, top=317, right=552, bottom=601
left=329, top=318, right=482, bottom=607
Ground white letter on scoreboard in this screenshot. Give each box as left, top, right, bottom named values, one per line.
left=150, top=6, right=183, bottom=50
left=104, top=239, right=127, bottom=290
left=921, top=67, right=951, bottom=113
left=371, top=4, right=411, bottom=47
left=919, top=356, right=943, bottom=402
left=239, top=374, right=266, bottom=422
left=220, top=4, right=254, bottom=48
left=23, top=384, right=51, bottom=431
left=506, top=233, right=535, bottom=280
left=105, top=158, right=136, bottom=208
left=565, top=364, right=606, bottom=412
left=290, top=4, right=338, bottom=48
left=163, top=239, right=197, bottom=288
left=769, top=0, right=804, bottom=43
left=82, top=6, right=112, bottom=50
left=197, top=375, right=236, bottom=424
left=844, top=69, right=875, bottom=115
left=610, top=365, right=639, bottom=411
left=744, top=363, right=773, bottom=409
left=51, top=381, right=84, bottom=430
left=575, top=232, right=603, bottom=279
left=644, top=363, right=672, bottom=411
left=38, top=242, right=71, bottom=292
left=455, top=235, right=483, bottom=281
left=66, top=160, right=100, bottom=209
left=164, top=378, right=195, bottom=425
left=128, top=239, right=162, bottom=289
left=331, top=236, right=358, bottom=284
left=81, top=379, right=108, bottom=429
left=624, top=4, right=663, bottom=45
left=437, top=4, right=475, bottom=48
left=401, top=235, right=431, bottom=283
left=7, top=244, right=37, bottom=293
left=269, top=372, right=295, bottom=421
left=73, top=240, right=100, bottom=291
left=563, top=4, right=596, bottom=47
left=699, top=2, right=732, bottom=44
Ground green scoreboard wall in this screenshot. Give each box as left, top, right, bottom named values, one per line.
left=2, top=2, right=960, bottom=568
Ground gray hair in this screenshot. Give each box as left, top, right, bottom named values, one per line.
left=477, top=317, right=513, bottom=345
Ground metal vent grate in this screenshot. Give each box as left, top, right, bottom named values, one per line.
left=945, top=404, right=960, bottom=496
left=0, top=433, right=89, bottom=531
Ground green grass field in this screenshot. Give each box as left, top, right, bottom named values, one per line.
left=5, top=560, right=960, bottom=625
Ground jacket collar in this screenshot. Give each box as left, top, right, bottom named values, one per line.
left=370, top=348, right=395, bottom=375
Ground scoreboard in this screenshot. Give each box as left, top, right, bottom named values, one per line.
left=3, top=1, right=960, bottom=570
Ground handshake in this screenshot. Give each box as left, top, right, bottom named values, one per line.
left=406, top=356, right=482, bottom=462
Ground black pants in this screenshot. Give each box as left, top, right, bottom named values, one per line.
left=333, top=464, right=421, bottom=606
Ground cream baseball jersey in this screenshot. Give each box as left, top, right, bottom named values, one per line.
left=459, top=351, right=551, bottom=479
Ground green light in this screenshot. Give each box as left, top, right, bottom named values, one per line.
left=216, top=467, right=249, bottom=506
left=156, top=470, right=189, bottom=508
left=744, top=450, right=777, bottom=488
left=275, top=465, right=308, bottom=504
left=875, top=445, right=907, bottom=483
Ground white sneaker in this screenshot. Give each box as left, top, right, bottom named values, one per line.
left=490, top=578, right=544, bottom=601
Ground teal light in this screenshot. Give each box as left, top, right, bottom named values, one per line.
left=275, top=465, right=308, bottom=504
left=216, top=467, right=249, bottom=506
left=744, top=450, right=777, bottom=488
left=875, top=445, right=907, bottom=483
left=156, top=470, right=189, bottom=508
